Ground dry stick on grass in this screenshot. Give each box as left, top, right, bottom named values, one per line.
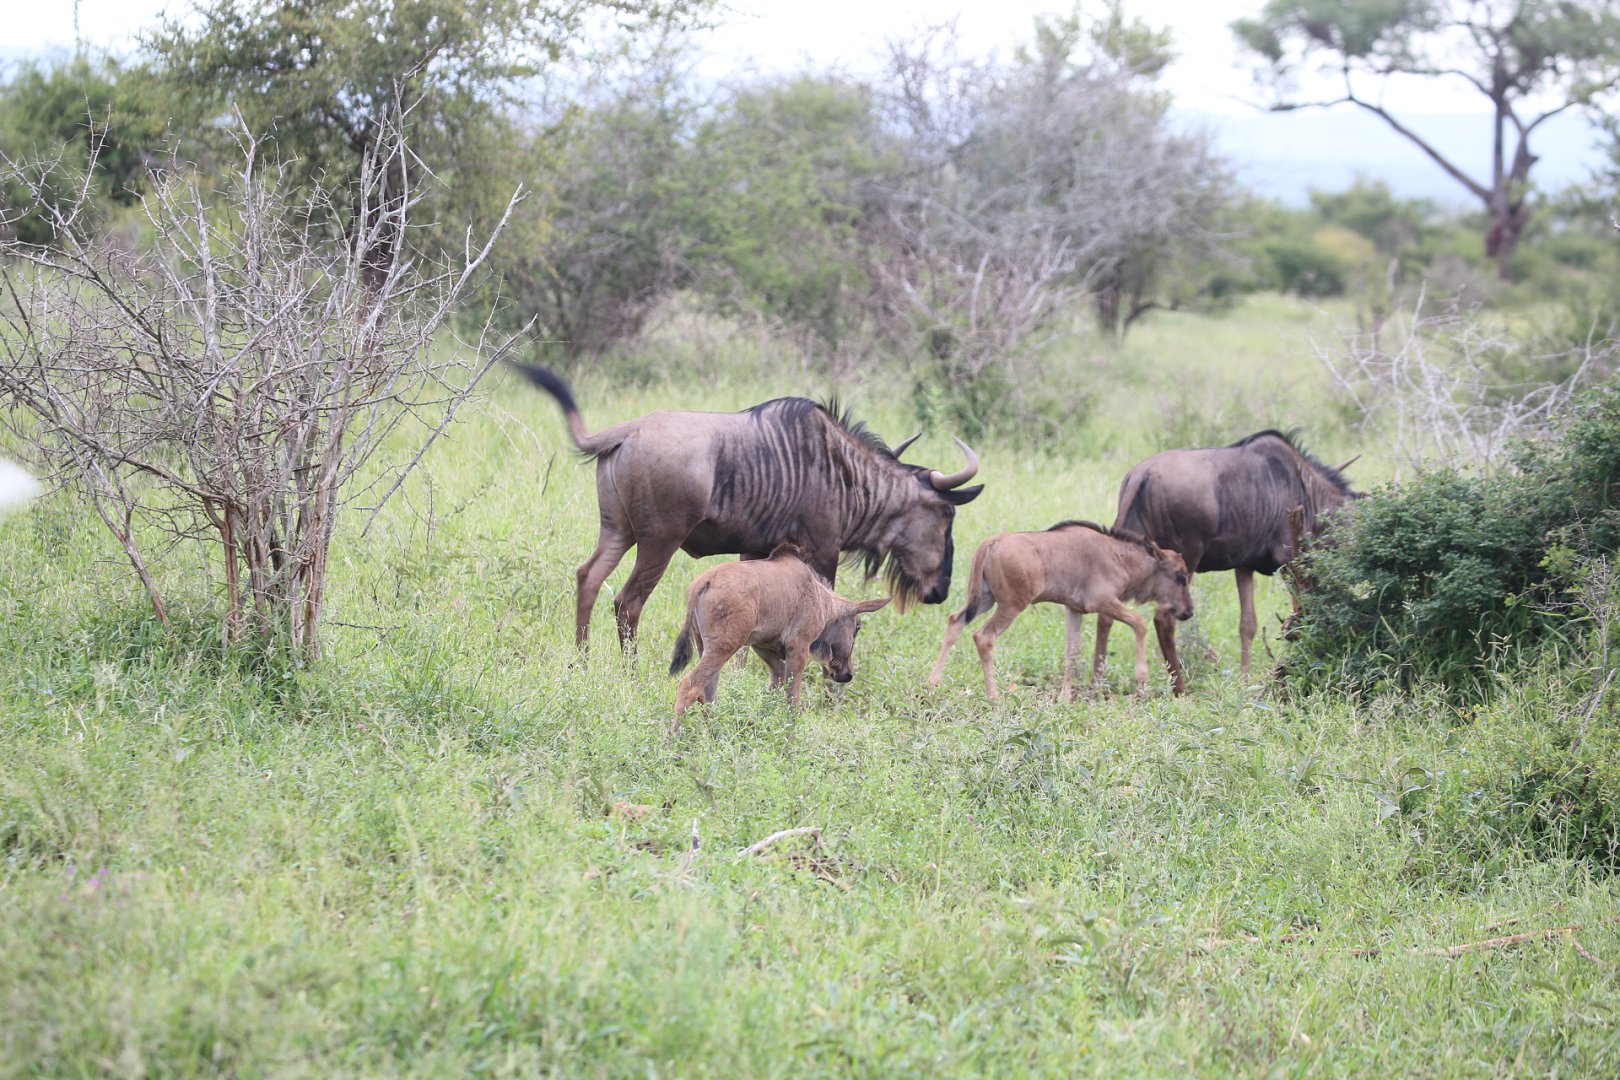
left=1350, top=915, right=1620, bottom=958
left=736, top=827, right=823, bottom=859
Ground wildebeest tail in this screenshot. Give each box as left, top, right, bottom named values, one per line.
left=508, top=361, right=618, bottom=455
left=1113, top=470, right=1151, bottom=537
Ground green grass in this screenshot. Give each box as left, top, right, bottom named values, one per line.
left=3, top=295, right=1617, bottom=1077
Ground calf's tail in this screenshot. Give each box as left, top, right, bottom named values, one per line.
left=669, top=587, right=707, bottom=676
left=958, top=540, right=997, bottom=623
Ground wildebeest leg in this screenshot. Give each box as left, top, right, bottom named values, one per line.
left=575, top=529, right=633, bottom=649
left=613, top=537, right=684, bottom=649
left=672, top=632, right=741, bottom=735
left=928, top=603, right=983, bottom=688
left=1091, top=614, right=1113, bottom=686
left=1154, top=607, right=1185, bottom=694
left=1061, top=606, right=1085, bottom=702
left=971, top=602, right=1025, bottom=702
left=1235, top=567, right=1257, bottom=679
left=1098, top=599, right=1151, bottom=693
left=752, top=644, right=788, bottom=689
left=784, top=643, right=813, bottom=709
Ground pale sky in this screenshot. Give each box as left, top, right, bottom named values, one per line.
left=0, top=0, right=1472, bottom=116
left=6, top=1, right=1606, bottom=202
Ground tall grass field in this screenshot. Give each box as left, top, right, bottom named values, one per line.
left=3, top=297, right=1617, bottom=1076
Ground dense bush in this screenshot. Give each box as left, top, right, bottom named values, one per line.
left=1284, top=379, right=1620, bottom=696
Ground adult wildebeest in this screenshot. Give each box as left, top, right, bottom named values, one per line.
left=512, top=363, right=982, bottom=648
left=669, top=543, right=890, bottom=732
left=1095, top=429, right=1358, bottom=692
left=928, top=521, right=1194, bottom=701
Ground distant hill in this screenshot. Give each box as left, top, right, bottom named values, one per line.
left=1178, top=104, right=1608, bottom=207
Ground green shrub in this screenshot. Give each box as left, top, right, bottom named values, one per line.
left=1284, top=379, right=1620, bottom=697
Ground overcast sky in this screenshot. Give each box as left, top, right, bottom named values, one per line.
left=6, top=0, right=1609, bottom=204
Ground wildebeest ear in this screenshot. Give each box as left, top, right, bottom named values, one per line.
left=937, top=483, right=984, bottom=506
left=1143, top=537, right=1164, bottom=559
left=853, top=597, right=890, bottom=614
left=809, top=636, right=832, bottom=659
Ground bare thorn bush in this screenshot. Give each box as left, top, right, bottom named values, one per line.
left=0, top=110, right=528, bottom=658
left=1312, top=288, right=1615, bottom=470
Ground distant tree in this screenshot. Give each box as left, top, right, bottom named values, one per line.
left=1234, top=0, right=1620, bottom=281
left=688, top=75, right=894, bottom=362
left=0, top=57, right=165, bottom=244
left=495, top=31, right=704, bottom=359
left=148, top=0, right=712, bottom=283
left=877, top=7, right=1231, bottom=352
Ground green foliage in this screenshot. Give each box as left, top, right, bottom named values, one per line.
left=146, top=0, right=712, bottom=267
left=1262, top=235, right=1349, bottom=297
left=1286, top=379, right=1620, bottom=696
left=0, top=57, right=165, bottom=244
left=689, top=75, right=891, bottom=356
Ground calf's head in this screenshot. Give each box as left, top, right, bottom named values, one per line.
left=810, top=597, right=890, bottom=682
left=1145, top=543, right=1195, bottom=622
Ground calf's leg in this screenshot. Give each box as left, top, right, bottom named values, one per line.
left=929, top=603, right=983, bottom=688
left=752, top=644, right=788, bottom=689
left=1098, top=599, right=1151, bottom=693
left=1061, top=606, right=1086, bottom=702
left=1092, top=613, right=1113, bottom=687
left=1153, top=607, right=1185, bottom=694
left=971, top=602, right=1025, bottom=701
left=672, top=629, right=743, bottom=736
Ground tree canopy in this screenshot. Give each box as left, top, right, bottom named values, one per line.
left=1233, top=0, right=1620, bottom=280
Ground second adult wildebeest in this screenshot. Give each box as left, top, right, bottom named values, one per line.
left=513, top=363, right=983, bottom=648
left=1096, top=429, right=1358, bottom=692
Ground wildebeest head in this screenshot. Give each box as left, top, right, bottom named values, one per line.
left=856, top=436, right=984, bottom=610
left=810, top=597, right=891, bottom=682
left=1142, top=541, right=1196, bottom=622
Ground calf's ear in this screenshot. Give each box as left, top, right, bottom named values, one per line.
left=853, top=597, right=891, bottom=614
left=809, top=636, right=832, bottom=659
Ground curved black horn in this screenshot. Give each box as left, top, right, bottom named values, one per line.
left=929, top=437, right=979, bottom=490
left=892, top=431, right=922, bottom=460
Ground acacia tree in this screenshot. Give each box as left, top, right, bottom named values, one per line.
left=1234, top=0, right=1620, bottom=280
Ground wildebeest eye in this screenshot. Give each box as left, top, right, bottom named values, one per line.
left=1176, top=573, right=1187, bottom=585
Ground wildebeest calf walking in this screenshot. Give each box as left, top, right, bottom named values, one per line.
left=669, top=544, right=890, bottom=733
left=928, top=521, right=1194, bottom=700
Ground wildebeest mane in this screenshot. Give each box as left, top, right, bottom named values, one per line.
left=747, top=396, right=898, bottom=459
left=1046, top=518, right=1167, bottom=559
left=845, top=545, right=926, bottom=613
left=1230, top=429, right=1356, bottom=496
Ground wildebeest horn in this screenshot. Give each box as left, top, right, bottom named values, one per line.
left=929, top=437, right=979, bottom=490
left=1335, top=454, right=1361, bottom=473
left=892, top=431, right=922, bottom=460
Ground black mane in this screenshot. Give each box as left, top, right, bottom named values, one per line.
left=1229, top=429, right=1356, bottom=496
left=747, top=396, right=897, bottom=460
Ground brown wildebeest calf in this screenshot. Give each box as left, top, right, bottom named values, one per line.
left=669, top=544, right=890, bottom=733
left=928, top=521, right=1194, bottom=700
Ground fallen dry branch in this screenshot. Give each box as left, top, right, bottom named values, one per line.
left=1353, top=914, right=1620, bottom=958
left=737, top=827, right=822, bottom=859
